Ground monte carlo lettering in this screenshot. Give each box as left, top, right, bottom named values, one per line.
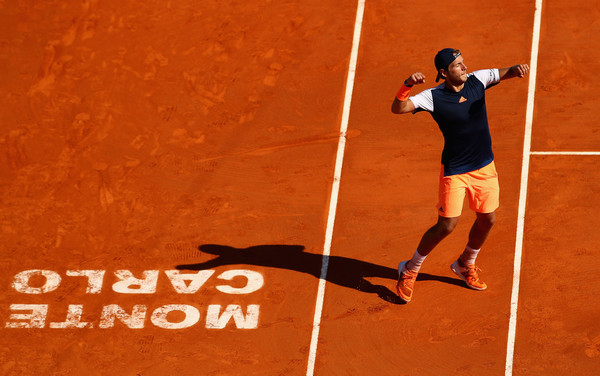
left=4, top=269, right=263, bottom=330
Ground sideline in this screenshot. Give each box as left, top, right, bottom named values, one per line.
left=306, top=0, right=366, bottom=375
left=505, top=0, right=543, bottom=374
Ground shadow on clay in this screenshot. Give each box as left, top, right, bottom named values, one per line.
left=176, top=244, right=466, bottom=305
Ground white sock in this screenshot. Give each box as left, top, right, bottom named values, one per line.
left=460, top=245, right=480, bottom=266
left=406, top=250, right=427, bottom=272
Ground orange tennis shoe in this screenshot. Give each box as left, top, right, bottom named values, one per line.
left=396, top=261, right=418, bottom=303
left=451, top=259, right=487, bottom=291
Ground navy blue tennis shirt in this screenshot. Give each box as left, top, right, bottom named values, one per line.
left=410, top=69, right=501, bottom=176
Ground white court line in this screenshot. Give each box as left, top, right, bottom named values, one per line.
left=505, top=0, right=543, bottom=375
left=530, top=151, right=600, bottom=155
left=306, top=1, right=365, bottom=375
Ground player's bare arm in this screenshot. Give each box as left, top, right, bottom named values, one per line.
left=391, top=72, right=426, bottom=114
left=498, top=64, right=530, bottom=80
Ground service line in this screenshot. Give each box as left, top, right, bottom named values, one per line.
left=306, top=1, right=366, bottom=375
left=505, top=0, right=543, bottom=375
left=530, top=151, right=600, bottom=156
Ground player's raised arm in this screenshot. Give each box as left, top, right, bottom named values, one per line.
left=391, top=72, right=426, bottom=114
left=498, top=64, right=530, bottom=80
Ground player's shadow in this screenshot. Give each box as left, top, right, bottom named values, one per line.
left=176, top=244, right=465, bottom=305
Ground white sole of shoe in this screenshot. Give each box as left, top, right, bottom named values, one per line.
left=398, top=260, right=408, bottom=276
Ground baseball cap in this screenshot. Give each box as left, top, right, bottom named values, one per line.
left=434, top=48, right=461, bottom=82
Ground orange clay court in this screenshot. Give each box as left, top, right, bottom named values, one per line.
left=1, top=0, right=599, bottom=375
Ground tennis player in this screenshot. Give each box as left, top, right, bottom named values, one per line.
left=391, top=48, right=529, bottom=303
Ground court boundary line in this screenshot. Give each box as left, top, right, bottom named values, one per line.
left=505, top=0, right=543, bottom=374
left=305, top=1, right=366, bottom=375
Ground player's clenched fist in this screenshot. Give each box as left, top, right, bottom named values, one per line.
left=514, top=64, right=529, bottom=78
left=405, top=72, right=426, bottom=86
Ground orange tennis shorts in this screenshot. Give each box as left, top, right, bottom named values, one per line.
left=437, top=161, right=499, bottom=218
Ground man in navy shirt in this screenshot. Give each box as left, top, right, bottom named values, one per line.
left=391, top=48, right=529, bottom=303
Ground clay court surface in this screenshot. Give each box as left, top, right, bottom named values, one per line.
left=1, top=0, right=599, bottom=375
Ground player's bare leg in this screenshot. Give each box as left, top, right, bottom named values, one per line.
left=465, top=211, right=496, bottom=251
left=414, top=215, right=460, bottom=258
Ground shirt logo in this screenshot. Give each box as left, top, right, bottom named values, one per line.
left=459, top=96, right=468, bottom=103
